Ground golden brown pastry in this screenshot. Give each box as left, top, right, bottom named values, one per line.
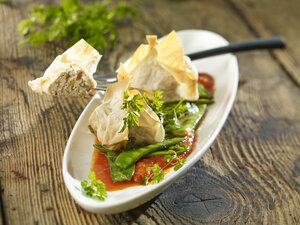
left=127, top=31, right=198, bottom=101
left=28, top=39, right=101, bottom=97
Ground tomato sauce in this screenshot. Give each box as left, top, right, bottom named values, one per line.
left=91, top=134, right=195, bottom=191
left=91, top=73, right=214, bottom=191
left=132, top=133, right=195, bottom=184
left=198, top=72, right=215, bottom=94
left=91, top=138, right=139, bottom=191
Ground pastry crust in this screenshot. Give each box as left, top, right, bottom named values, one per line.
left=28, top=39, right=101, bottom=97
left=127, top=31, right=198, bottom=101
left=89, top=64, right=165, bottom=150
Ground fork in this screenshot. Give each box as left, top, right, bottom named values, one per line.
left=93, top=36, right=285, bottom=90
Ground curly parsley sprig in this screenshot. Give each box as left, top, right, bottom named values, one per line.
left=18, top=0, right=138, bottom=50
left=119, top=91, right=144, bottom=133
left=143, top=91, right=164, bottom=114
left=81, top=172, right=107, bottom=201
left=141, top=150, right=187, bottom=185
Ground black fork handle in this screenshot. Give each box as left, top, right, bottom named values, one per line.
left=187, top=37, right=286, bottom=60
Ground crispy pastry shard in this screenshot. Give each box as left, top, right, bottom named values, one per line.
left=89, top=65, right=165, bottom=150
left=28, top=39, right=101, bottom=97
left=127, top=30, right=198, bottom=101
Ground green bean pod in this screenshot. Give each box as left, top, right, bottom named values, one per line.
left=109, top=159, right=135, bottom=182
left=94, top=144, right=135, bottom=182
left=145, top=148, right=188, bottom=157
left=172, top=104, right=207, bottom=136
left=163, top=99, right=213, bottom=107
left=115, top=137, right=185, bottom=169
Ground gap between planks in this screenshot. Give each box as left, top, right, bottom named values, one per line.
left=0, top=182, right=6, bottom=225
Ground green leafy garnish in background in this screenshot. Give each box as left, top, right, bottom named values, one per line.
left=81, top=172, right=107, bottom=201
left=18, top=0, right=138, bottom=50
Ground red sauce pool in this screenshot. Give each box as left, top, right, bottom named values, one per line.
left=91, top=134, right=195, bottom=191
left=91, top=138, right=138, bottom=191
left=91, top=73, right=214, bottom=191
left=198, top=72, right=215, bottom=94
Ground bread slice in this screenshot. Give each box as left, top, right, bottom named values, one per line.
left=28, top=39, right=101, bottom=97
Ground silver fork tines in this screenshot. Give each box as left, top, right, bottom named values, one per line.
left=93, top=74, right=117, bottom=90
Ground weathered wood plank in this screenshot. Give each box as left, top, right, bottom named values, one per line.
left=0, top=0, right=299, bottom=224
left=0, top=187, right=4, bottom=225
left=229, top=0, right=300, bottom=86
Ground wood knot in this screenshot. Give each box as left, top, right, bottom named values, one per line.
left=158, top=162, right=233, bottom=221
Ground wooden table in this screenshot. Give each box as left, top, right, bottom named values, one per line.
left=1, top=0, right=300, bottom=224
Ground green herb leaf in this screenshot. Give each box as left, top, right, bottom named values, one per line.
left=150, top=164, right=164, bottom=184
left=174, top=158, right=186, bottom=171
left=119, top=91, right=144, bottom=133
left=18, top=0, right=138, bottom=50
left=143, top=90, right=164, bottom=114
left=145, top=164, right=165, bottom=185
left=81, top=172, right=107, bottom=201
left=142, top=149, right=186, bottom=185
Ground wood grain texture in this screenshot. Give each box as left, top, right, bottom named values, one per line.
left=229, top=0, right=300, bottom=86
left=0, top=0, right=300, bottom=224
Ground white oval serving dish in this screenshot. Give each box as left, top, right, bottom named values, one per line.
left=62, top=29, right=239, bottom=214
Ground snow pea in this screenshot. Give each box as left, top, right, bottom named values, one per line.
left=106, top=151, right=135, bottom=183
left=171, top=104, right=207, bottom=136
left=162, top=98, right=213, bottom=108
left=94, top=144, right=135, bottom=182
left=145, top=144, right=188, bottom=157
left=115, top=137, right=185, bottom=170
